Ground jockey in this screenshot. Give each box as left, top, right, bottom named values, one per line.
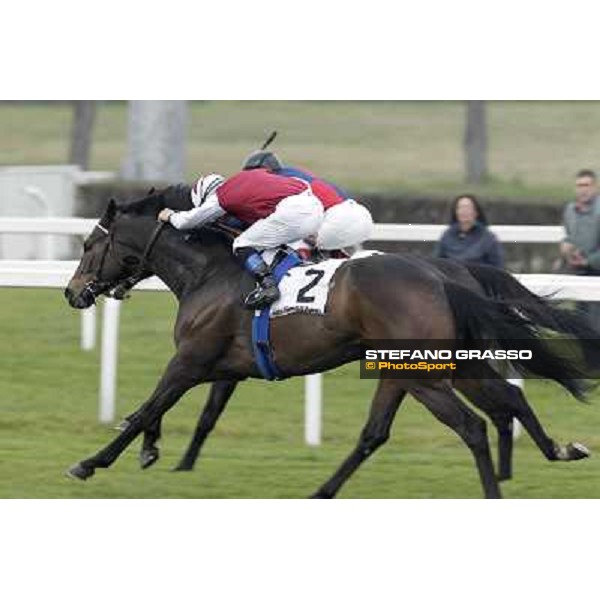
left=158, top=169, right=324, bottom=309
left=242, top=150, right=373, bottom=255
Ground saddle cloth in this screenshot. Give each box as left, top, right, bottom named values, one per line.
left=269, top=258, right=346, bottom=318
left=268, top=249, right=382, bottom=318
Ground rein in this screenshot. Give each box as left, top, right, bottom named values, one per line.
left=140, top=220, right=167, bottom=268
left=88, top=216, right=236, bottom=303
left=209, top=219, right=243, bottom=239
left=111, top=221, right=167, bottom=299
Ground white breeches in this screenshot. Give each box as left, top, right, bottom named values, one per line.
left=232, top=191, right=324, bottom=250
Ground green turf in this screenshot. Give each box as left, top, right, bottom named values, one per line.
left=0, top=288, right=598, bottom=498
left=2, top=100, right=599, bottom=198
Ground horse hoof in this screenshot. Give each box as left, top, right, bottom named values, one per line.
left=139, top=448, right=159, bottom=470
left=309, top=491, right=332, bottom=499
left=66, top=462, right=95, bottom=481
left=171, top=462, right=194, bottom=472
left=567, top=442, right=590, bottom=460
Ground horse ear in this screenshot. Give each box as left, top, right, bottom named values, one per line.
left=107, top=198, right=118, bottom=218
left=99, top=198, right=118, bottom=228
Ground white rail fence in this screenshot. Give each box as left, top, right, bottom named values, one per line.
left=2, top=217, right=597, bottom=446
left=0, top=217, right=567, bottom=241
left=0, top=168, right=113, bottom=260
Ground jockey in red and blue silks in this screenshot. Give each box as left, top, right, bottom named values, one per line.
left=277, top=166, right=351, bottom=206
left=242, top=151, right=373, bottom=253
left=158, top=169, right=324, bottom=310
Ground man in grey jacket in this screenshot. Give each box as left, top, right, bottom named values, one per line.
left=559, top=168, right=600, bottom=326
left=560, top=169, right=600, bottom=273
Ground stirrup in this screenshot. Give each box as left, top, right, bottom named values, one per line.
left=244, top=284, right=280, bottom=310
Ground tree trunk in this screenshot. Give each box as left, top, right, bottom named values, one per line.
left=464, top=101, right=488, bottom=184
left=122, top=101, right=187, bottom=183
left=69, top=101, right=97, bottom=169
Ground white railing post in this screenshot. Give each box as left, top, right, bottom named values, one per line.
left=507, top=377, right=524, bottom=439
left=99, top=297, right=121, bottom=423
left=305, top=373, right=322, bottom=446
left=80, top=305, right=96, bottom=351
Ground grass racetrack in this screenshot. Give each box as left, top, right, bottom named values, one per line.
left=1, top=288, right=599, bottom=498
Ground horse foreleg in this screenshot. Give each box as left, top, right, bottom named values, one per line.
left=139, top=419, right=162, bottom=470
left=409, top=380, right=502, bottom=499
left=111, top=408, right=163, bottom=470
left=67, top=354, right=203, bottom=481
left=173, top=380, right=239, bottom=472
left=493, top=411, right=514, bottom=482
left=311, top=378, right=406, bottom=499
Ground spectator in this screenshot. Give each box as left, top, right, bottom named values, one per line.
left=434, top=194, right=504, bottom=268
left=559, top=168, right=600, bottom=326
left=559, top=169, right=600, bottom=274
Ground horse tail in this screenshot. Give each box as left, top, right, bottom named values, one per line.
left=442, top=280, right=600, bottom=400
left=463, top=263, right=541, bottom=302
left=464, top=262, right=600, bottom=339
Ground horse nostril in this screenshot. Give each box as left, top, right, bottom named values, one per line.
left=64, top=288, right=73, bottom=301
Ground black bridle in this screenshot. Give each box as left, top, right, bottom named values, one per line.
left=84, top=220, right=167, bottom=302
left=111, top=220, right=167, bottom=299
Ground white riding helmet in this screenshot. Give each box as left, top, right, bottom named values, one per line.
left=316, top=200, right=374, bottom=250
left=191, top=173, right=225, bottom=207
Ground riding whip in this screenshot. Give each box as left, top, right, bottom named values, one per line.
left=261, top=131, right=278, bottom=150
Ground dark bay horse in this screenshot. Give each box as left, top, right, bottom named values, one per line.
left=110, top=186, right=594, bottom=481
left=141, top=256, right=591, bottom=482
left=64, top=199, right=599, bottom=498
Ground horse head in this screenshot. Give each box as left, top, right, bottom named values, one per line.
left=64, top=198, right=156, bottom=309
left=65, top=187, right=234, bottom=309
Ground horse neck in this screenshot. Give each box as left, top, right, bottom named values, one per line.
left=133, top=222, right=238, bottom=300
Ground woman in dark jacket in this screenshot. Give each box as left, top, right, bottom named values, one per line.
left=434, top=194, right=504, bottom=268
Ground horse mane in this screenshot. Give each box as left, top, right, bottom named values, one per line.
left=119, top=184, right=193, bottom=217
left=119, top=205, right=234, bottom=251
left=112, top=185, right=235, bottom=256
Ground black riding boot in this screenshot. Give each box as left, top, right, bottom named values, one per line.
left=234, top=247, right=281, bottom=310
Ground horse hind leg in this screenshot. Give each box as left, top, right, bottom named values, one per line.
left=458, top=363, right=590, bottom=469
left=454, top=378, right=516, bottom=481
left=408, top=379, right=502, bottom=499
left=311, top=378, right=406, bottom=499
left=503, top=380, right=590, bottom=462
